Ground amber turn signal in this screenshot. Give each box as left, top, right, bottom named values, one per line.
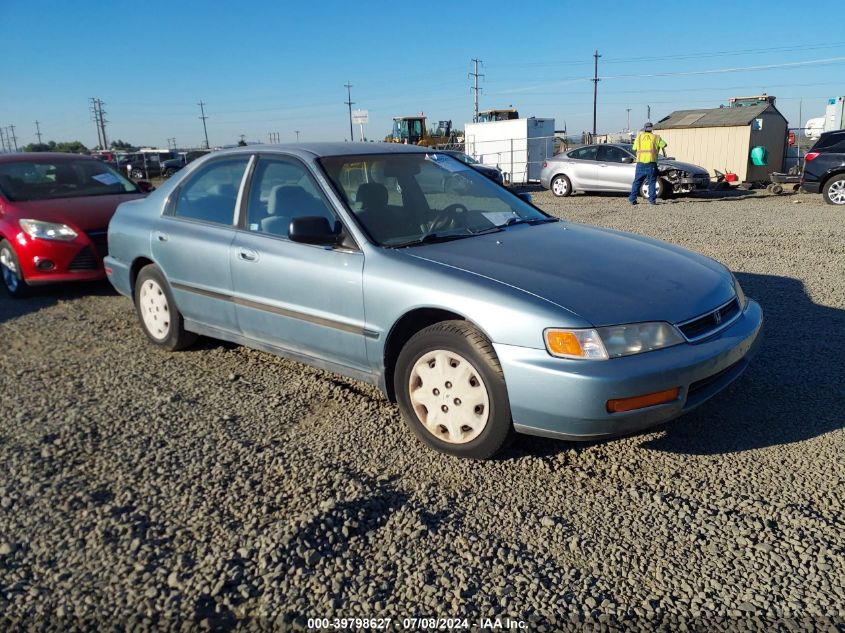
left=606, top=387, right=680, bottom=413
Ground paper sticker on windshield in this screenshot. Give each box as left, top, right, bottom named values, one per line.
left=92, top=173, right=120, bottom=185
left=425, top=153, right=471, bottom=173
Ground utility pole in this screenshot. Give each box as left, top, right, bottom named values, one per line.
left=0, top=127, right=7, bottom=152
left=647, top=104, right=651, bottom=121
left=198, top=101, right=210, bottom=149
left=8, top=125, right=17, bottom=151
left=626, top=108, right=631, bottom=131
left=90, top=98, right=103, bottom=149
left=469, top=58, right=484, bottom=123
left=34, top=120, right=43, bottom=144
left=98, top=100, right=108, bottom=149
left=592, top=49, right=601, bottom=137
left=344, top=82, right=354, bottom=142
left=295, top=130, right=300, bottom=142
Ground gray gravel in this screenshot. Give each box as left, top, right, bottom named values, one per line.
left=1, top=188, right=844, bottom=631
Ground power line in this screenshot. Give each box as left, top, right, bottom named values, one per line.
left=469, top=58, right=484, bottom=123
left=344, top=82, right=354, bottom=142
left=198, top=101, right=210, bottom=149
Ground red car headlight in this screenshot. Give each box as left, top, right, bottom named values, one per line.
left=19, top=219, right=78, bottom=241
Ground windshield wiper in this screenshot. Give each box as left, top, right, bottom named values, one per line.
left=501, top=216, right=558, bottom=228
left=390, top=231, right=475, bottom=248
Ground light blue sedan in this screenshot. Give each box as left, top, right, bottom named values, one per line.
left=105, top=143, right=763, bottom=459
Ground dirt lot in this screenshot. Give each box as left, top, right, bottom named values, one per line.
left=1, top=188, right=844, bottom=631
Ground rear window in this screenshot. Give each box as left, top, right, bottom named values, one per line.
left=0, top=158, right=139, bottom=201
left=811, top=131, right=845, bottom=152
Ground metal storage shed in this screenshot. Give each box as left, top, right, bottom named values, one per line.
left=653, top=104, right=787, bottom=183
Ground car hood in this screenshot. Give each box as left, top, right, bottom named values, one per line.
left=10, top=193, right=146, bottom=231
left=658, top=159, right=708, bottom=175
left=404, top=222, right=734, bottom=326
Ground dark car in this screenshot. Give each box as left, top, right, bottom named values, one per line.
left=161, top=150, right=210, bottom=178
left=119, top=152, right=176, bottom=180
left=801, top=129, right=845, bottom=205
left=441, top=151, right=505, bottom=185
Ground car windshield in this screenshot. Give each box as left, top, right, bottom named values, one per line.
left=0, top=158, right=139, bottom=201
left=319, top=152, right=552, bottom=247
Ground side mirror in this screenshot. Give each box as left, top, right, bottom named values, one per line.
left=289, top=216, right=339, bottom=246
left=621, top=156, right=633, bottom=164
left=517, top=192, right=533, bottom=204
left=136, top=180, right=155, bottom=193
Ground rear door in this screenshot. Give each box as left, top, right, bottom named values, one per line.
left=152, top=155, right=251, bottom=332
left=596, top=145, right=636, bottom=191
left=566, top=146, right=599, bottom=189
left=230, top=155, right=369, bottom=372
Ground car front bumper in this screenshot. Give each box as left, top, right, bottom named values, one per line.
left=12, top=231, right=107, bottom=285
left=495, top=299, right=763, bottom=440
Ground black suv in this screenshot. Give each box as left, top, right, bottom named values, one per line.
left=801, top=129, right=845, bottom=205
left=161, top=150, right=210, bottom=177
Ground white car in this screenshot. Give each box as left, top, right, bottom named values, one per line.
left=540, top=143, right=711, bottom=199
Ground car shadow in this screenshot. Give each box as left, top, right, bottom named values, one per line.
left=504, top=272, right=845, bottom=458
left=0, top=280, right=117, bottom=324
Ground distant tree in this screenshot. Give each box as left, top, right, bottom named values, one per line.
left=22, top=142, right=51, bottom=152
left=237, top=139, right=247, bottom=147
left=110, top=139, right=134, bottom=150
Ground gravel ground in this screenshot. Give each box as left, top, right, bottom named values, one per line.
left=1, top=188, right=844, bottom=631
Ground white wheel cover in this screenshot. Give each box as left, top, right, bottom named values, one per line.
left=408, top=349, right=490, bottom=444
left=829, top=179, right=845, bottom=205
left=552, top=177, right=568, bottom=196
left=139, top=279, right=171, bottom=340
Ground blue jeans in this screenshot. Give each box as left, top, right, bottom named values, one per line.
left=629, top=162, right=658, bottom=203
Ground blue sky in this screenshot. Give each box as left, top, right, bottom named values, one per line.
left=1, top=0, right=842, bottom=149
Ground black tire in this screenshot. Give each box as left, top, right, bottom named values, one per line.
left=550, top=174, right=572, bottom=197
left=133, top=264, right=196, bottom=351
left=0, top=239, right=29, bottom=298
left=770, top=183, right=783, bottom=195
left=822, top=174, right=845, bottom=205
left=130, top=168, right=144, bottom=180
left=164, top=168, right=177, bottom=178
left=640, top=177, right=666, bottom=200
left=395, top=320, right=513, bottom=459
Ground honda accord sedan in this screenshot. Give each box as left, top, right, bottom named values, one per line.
left=105, top=143, right=762, bottom=459
left=540, top=143, right=711, bottom=199
left=0, top=153, right=148, bottom=297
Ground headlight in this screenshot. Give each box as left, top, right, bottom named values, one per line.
left=545, top=322, right=684, bottom=360
left=731, top=273, right=748, bottom=310
left=19, top=219, right=78, bottom=241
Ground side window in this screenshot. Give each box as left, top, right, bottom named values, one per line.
left=597, top=145, right=629, bottom=163
left=569, top=146, right=598, bottom=161
left=174, top=157, right=249, bottom=225
left=245, top=158, right=336, bottom=238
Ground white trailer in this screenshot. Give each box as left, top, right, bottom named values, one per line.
left=464, top=117, right=555, bottom=184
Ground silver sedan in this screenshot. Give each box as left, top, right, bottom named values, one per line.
left=540, top=144, right=711, bottom=199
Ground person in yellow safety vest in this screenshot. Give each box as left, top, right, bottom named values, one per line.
left=628, top=122, right=667, bottom=205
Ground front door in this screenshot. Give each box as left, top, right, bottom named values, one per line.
left=152, top=155, right=251, bottom=332
left=230, top=155, right=369, bottom=372
left=596, top=145, right=636, bottom=191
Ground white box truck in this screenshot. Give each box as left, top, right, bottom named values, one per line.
left=464, top=117, right=555, bottom=184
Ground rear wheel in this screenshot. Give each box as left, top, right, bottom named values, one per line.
left=130, top=168, right=144, bottom=180
left=823, top=174, right=845, bottom=205
left=395, top=320, right=513, bottom=459
left=551, top=174, right=572, bottom=197
left=134, top=264, right=196, bottom=350
left=0, top=239, right=28, bottom=298
left=163, top=167, right=178, bottom=178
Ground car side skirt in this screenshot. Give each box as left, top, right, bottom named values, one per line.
left=183, top=319, right=384, bottom=392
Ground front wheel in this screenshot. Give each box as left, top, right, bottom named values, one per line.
left=395, top=321, right=513, bottom=459
left=130, top=168, right=144, bottom=180
left=640, top=177, right=666, bottom=200
left=823, top=174, right=845, bottom=205
left=0, top=239, right=28, bottom=298
left=134, top=264, right=196, bottom=351
left=551, top=174, right=572, bottom=197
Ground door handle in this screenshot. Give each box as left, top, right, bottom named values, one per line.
left=238, top=248, right=258, bottom=262
left=155, top=231, right=168, bottom=242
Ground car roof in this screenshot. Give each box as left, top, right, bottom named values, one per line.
left=0, top=152, right=98, bottom=164
left=210, top=142, right=432, bottom=159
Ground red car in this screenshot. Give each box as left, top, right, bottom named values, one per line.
left=0, top=153, right=150, bottom=297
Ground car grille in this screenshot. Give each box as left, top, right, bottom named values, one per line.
left=86, top=229, right=109, bottom=259
left=677, top=298, right=740, bottom=342
left=68, top=247, right=98, bottom=271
